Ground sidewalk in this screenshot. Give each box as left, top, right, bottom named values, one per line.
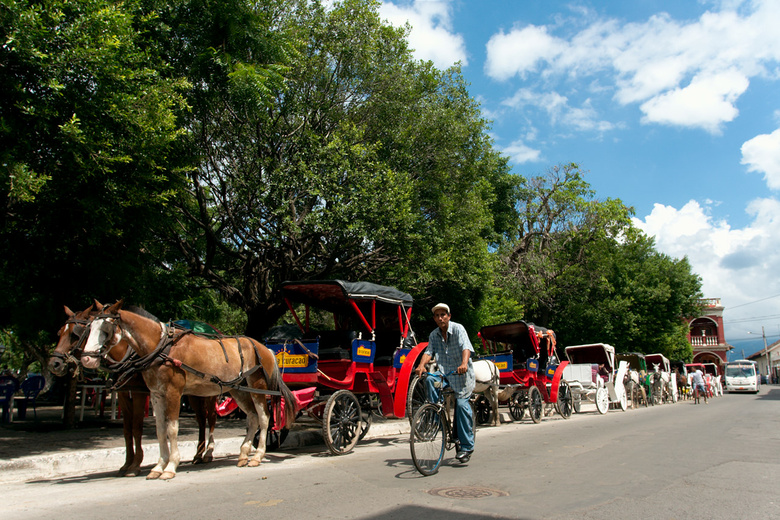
left=0, top=405, right=411, bottom=483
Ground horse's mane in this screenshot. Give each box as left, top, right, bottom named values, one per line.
left=126, top=305, right=160, bottom=323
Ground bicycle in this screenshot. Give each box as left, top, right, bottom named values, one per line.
left=409, top=372, right=475, bottom=476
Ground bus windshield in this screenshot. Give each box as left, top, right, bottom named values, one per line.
left=726, top=365, right=756, bottom=378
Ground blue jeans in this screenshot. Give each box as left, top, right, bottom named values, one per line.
left=424, top=372, right=474, bottom=452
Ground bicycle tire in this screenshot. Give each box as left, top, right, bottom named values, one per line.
left=410, top=403, right=446, bottom=476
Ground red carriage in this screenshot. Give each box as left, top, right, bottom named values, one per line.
left=476, top=321, right=571, bottom=423
left=264, top=280, right=427, bottom=455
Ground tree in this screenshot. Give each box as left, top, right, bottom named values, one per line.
left=0, top=0, right=190, bottom=367
left=159, top=0, right=515, bottom=338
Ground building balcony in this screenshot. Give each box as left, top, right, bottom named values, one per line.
left=690, top=335, right=720, bottom=347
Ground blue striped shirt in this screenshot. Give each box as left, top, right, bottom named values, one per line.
left=425, top=321, right=475, bottom=398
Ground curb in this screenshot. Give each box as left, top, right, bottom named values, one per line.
left=0, top=419, right=411, bottom=483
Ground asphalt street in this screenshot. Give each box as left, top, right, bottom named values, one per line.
left=3, top=387, right=779, bottom=520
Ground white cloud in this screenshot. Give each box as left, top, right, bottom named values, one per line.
left=502, top=88, right=614, bottom=132
left=742, top=128, right=780, bottom=189
left=502, top=139, right=542, bottom=164
left=633, top=198, right=780, bottom=340
left=639, top=70, right=749, bottom=132
left=485, top=25, right=565, bottom=80
left=486, top=0, right=780, bottom=133
left=379, top=0, right=467, bottom=69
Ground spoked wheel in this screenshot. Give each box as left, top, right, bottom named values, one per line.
left=528, top=385, right=543, bottom=423
left=410, top=403, right=445, bottom=476
left=323, top=390, right=362, bottom=455
left=573, top=394, right=582, bottom=413
left=474, top=394, right=493, bottom=425
left=508, top=390, right=525, bottom=421
left=595, top=387, right=609, bottom=414
left=407, top=374, right=428, bottom=424
left=555, top=380, right=573, bottom=419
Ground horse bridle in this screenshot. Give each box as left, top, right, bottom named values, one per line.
left=50, top=315, right=92, bottom=366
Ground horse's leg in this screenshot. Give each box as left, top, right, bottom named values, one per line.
left=229, top=391, right=264, bottom=467
left=158, top=390, right=184, bottom=480
left=490, top=384, right=500, bottom=427
left=189, top=395, right=216, bottom=464
left=147, top=393, right=170, bottom=480
left=117, top=391, right=134, bottom=477
left=125, top=391, right=146, bottom=477
left=190, top=396, right=206, bottom=464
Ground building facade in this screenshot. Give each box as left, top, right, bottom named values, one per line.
left=687, top=298, right=732, bottom=372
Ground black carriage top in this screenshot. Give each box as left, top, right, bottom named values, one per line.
left=280, top=280, right=414, bottom=339
left=478, top=320, right=557, bottom=363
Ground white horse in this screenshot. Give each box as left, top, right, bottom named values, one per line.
left=473, top=359, right=501, bottom=427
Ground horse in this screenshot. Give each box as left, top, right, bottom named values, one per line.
left=624, top=369, right=648, bottom=408
left=48, top=303, right=219, bottom=476
left=674, top=368, right=690, bottom=400
left=472, top=359, right=501, bottom=427
left=81, top=300, right=296, bottom=480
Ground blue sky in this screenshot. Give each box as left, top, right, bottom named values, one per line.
left=377, top=0, right=780, bottom=354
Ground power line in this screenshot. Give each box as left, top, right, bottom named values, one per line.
left=728, top=293, right=780, bottom=310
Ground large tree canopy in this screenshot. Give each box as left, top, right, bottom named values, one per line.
left=158, top=0, right=514, bottom=337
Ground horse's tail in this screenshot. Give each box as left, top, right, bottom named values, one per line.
left=254, top=341, right=297, bottom=428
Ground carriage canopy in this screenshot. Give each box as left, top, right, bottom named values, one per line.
left=616, top=352, right=647, bottom=372
left=280, top=280, right=414, bottom=337
left=564, top=343, right=616, bottom=371
left=478, top=320, right=556, bottom=360
left=645, top=353, right=671, bottom=372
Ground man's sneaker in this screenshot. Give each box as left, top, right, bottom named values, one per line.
left=456, top=450, right=473, bottom=463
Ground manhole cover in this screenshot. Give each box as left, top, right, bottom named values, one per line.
left=427, top=486, right=509, bottom=500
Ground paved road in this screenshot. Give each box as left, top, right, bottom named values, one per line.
left=5, top=388, right=780, bottom=520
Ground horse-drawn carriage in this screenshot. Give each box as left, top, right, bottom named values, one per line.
left=563, top=343, right=628, bottom=414
left=476, top=321, right=571, bottom=423
left=264, top=280, right=425, bottom=455
left=686, top=362, right=722, bottom=398
left=645, top=353, right=677, bottom=404
left=616, top=352, right=650, bottom=408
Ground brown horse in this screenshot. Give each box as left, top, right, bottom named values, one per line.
left=48, top=303, right=218, bottom=477
left=81, top=301, right=296, bottom=480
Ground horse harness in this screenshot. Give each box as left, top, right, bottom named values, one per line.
left=95, top=314, right=284, bottom=397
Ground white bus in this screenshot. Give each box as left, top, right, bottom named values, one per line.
left=724, top=360, right=760, bottom=393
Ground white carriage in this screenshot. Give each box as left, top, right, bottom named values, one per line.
left=645, top=353, right=677, bottom=404
left=562, top=343, right=629, bottom=414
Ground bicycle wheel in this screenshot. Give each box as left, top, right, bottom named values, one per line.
left=410, top=403, right=445, bottom=476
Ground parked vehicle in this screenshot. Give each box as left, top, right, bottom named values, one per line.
left=563, top=343, right=629, bottom=414
left=724, top=360, right=760, bottom=393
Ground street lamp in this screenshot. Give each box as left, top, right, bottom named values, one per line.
left=747, top=327, right=771, bottom=384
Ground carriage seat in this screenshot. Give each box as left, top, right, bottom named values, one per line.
left=373, top=330, right=405, bottom=366
left=315, top=330, right=357, bottom=361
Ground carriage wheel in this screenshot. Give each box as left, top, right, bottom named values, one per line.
left=528, top=386, right=543, bottom=423
left=474, top=394, right=493, bottom=426
left=618, top=389, right=628, bottom=411
left=410, top=403, right=445, bottom=476
left=595, top=387, right=609, bottom=414
left=406, top=374, right=428, bottom=424
left=572, top=394, right=582, bottom=413
left=508, top=390, right=526, bottom=421
left=359, top=410, right=372, bottom=441
left=323, top=390, right=362, bottom=455
left=554, top=380, right=573, bottom=419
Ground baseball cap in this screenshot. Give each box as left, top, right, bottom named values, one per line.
left=431, top=303, right=450, bottom=314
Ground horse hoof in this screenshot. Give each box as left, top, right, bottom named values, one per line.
left=202, top=455, right=213, bottom=464
left=117, top=469, right=127, bottom=477
left=160, top=472, right=176, bottom=480
left=247, top=460, right=261, bottom=468
left=192, top=456, right=203, bottom=465
left=124, top=467, right=141, bottom=477
left=237, top=460, right=248, bottom=468
left=146, top=471, right=162, bottom=480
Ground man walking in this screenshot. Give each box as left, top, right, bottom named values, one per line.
left=414, top=303, right=475, bottom=462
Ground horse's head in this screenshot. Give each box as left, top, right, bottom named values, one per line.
left=81, top=300, right=125, bottom=370
left=48, top=304, right=95, bottom=377
left=652, top=363, right=660, bottom=372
